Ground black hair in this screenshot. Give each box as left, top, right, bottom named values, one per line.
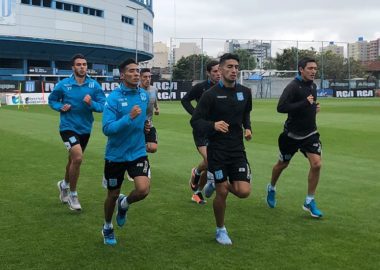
left=140, top=68, right=151, bottom=74
left=219, top=53, right=240, bottom=65
left=206, top=60, right=219, bottom=72
left=119, top=59, right=137, bottom=73
left=71, top=53, right=86, bottom=66
left=298, top=57, right=317, bottom=74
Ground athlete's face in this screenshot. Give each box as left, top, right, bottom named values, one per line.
left=121, top=63, right=140, bottom=87
left=219, top=59, right=239, bottom=83
left=300, top=62, right=317, bottom=81
left=72, top=58, right=87, bottom=78
left=140, top=72, right=152, bottom=89
left=207, top=64, right=221, bottom=83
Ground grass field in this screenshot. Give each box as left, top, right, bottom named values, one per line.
left=0, top=99, right=379, bottom=270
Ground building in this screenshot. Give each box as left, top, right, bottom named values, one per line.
left=348, top=37, right=369, bottom=62
left=319, top=42, right=344, bottom=57
left=0, top=0, right=154, bottom=80
left=151, top=41, right=169, bottom=68
left=368, top=39, right=380, bottom=61
left=173, top=42, right=201, bottom=64
left=224, top=39, right=271, bottom=67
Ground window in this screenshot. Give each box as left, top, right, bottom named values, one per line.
left=89, top=8, right=95, bottom=16
left=96, top=10, right=103, bottom=17
left=122, top=16, right=134, bottom=25
left=0, top=58, right=23, bottom=69
left=55, top=1, right=63, bottom=10
left=21, top=0, right=30, bottom=4
left=31, top=0, right=41, bottom=6
left=83, top=7, right=89, bottom=14
left=72, top=5, right=80, bottom=12
left=63, top=3, right=71, bottom=11
left=144, top=23, right=153, bottom=33
left=42, top=0, right=52, bottom=7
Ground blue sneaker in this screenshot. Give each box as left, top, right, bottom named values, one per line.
left=204, top=181, right=215, bottom=198
left=302, top=199, right=323, bottom=218
left=215, top=229, right=232, bottom=245
left=102, top=227, right=117, bottom=246
left=116, top=194, right=129, bottom=227
left=266, top=184, right=276, bottom=208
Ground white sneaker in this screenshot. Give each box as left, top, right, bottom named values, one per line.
left=68, top=194, right=82, bottom=211
left=57, top=180, right=69, bottom=204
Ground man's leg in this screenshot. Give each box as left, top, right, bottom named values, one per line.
left=302, top=153, right=323, bottom=218
left=126, top=176, right=150, bottom=204
left=213, top=181, right=232, bottom=245
left=67, top=144, right=83, bottom=192
left=266, top=160, right=289, bottom=208
left=228, top=181, right=251, bottom=199
left=102, top=188, right=120, bottom=245
left=196, top=146, right=208, bottom=189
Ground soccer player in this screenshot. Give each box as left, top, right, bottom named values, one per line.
left=190, top=53, right=252, bottom=245
left=181, top=60, right=220, bottom=204
left=140, top=68, right=159, bottom=153
left=48, top=53, right=106, bottom=211
left=266, top=57, right=323, bottom=218
left=101, top=59, right=151, bottom=245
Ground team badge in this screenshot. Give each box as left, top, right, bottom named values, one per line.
left=215, top=170, right=224, bottom=180
left=237, top=92, right=244, bottom=101
left=140, top=93, right=147, bottom=101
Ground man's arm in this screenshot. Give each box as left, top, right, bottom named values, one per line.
left=190, top=92, right=215, bottom=136
left=86, top=83, right=106, bottom=112
left=277, top=83, right=310, bottom=113
left=181, top=83, right=203, bottom=115
left=48, top=83, right=66, bottom=112
left=102, top=97, right=139, bottom=136
left=243, top=88, right=253, bottom=140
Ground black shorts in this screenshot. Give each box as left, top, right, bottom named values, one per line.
left=103, top=156, right=151, bottom=190
left=145, top=126, right=158, bottom=144
left=60, top=130, right=90, bottom=152
left=278, top=132, right=322, bottom=162
left=192, top=130, right=208, bottom=147
left=207, top=149, right=251, bottom=183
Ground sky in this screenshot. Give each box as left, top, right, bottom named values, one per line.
left=152, top=0, right=380, bottom=57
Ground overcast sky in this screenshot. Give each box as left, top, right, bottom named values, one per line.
left=152, top=0, right=380, bottom=56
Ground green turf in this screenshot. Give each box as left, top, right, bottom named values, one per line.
left=0, top=99, right=379, bottom=270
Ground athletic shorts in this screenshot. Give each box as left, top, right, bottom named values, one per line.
left=207, top=149, right=251, bottom=183
left=145, top=126, right=158, bottom=144
left=278, top=132, right=322, bottom=162
left=60, top=130, right=90, bottom=152
left=103, top=156, right=151, bottom=190
left=192, top=130, right=208, bottom=147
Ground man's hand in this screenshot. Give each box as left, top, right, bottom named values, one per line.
left=60, top=104, right=71, bottom=112
left=214, top=121, right=229, bottom=133
left=83, top=94, right=92, bottom=106
left=307, top=94, right=314, bottom=105
left=129, top=105, right=142, bottom=119
left=154, top=108, right=160, bottom=115
left=244, top=129, right=252, bottom=141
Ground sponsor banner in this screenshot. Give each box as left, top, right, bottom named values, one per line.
left=28, top=67, right=53, bottom=74
left=317, top=89, right=333, bottom=97
left=5, top=93, right=50, bottom=105
left=1, top=80, right=193, bottom=101
left=333, top=89, right=375, bottom=98
left=0, top=80, right=18, bottom=92
left=0, top=0, right=15, bottom=25
left=329, top=80, right=376, bottom=90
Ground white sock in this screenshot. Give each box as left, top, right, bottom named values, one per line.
left=306, top=195, right=314, bottom=204
left=104, top=222, right=113, bottom=229
left=121, top=196, right=129, bottom=209
left=61, top=180, right=70, bottom=189
left=268, top=184, right=276, bottom=191
left=217, top=226, right=226, bottom=232
left=69, top=191, right=78, bottom=197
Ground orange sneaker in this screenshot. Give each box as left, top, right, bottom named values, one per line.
left=191, top=192, right=206, bottom=204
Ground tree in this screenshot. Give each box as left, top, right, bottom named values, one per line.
left=234, top=49, right=257, bottom=70
left=172, top=54, right=212, bottom=80
left=275, top=47, right=317, bottom=71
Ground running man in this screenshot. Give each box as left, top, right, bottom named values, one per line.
left=191, top=53, right=252, bottom=245
left=140, top=68, right=159, bottom=153
left=101, top=59, right=151, bottom=245
left=49, top=53, right=105, bottom=211
left=266, top=57, right=323, bottom=218
left=181, top=60, right=220, bottom=204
